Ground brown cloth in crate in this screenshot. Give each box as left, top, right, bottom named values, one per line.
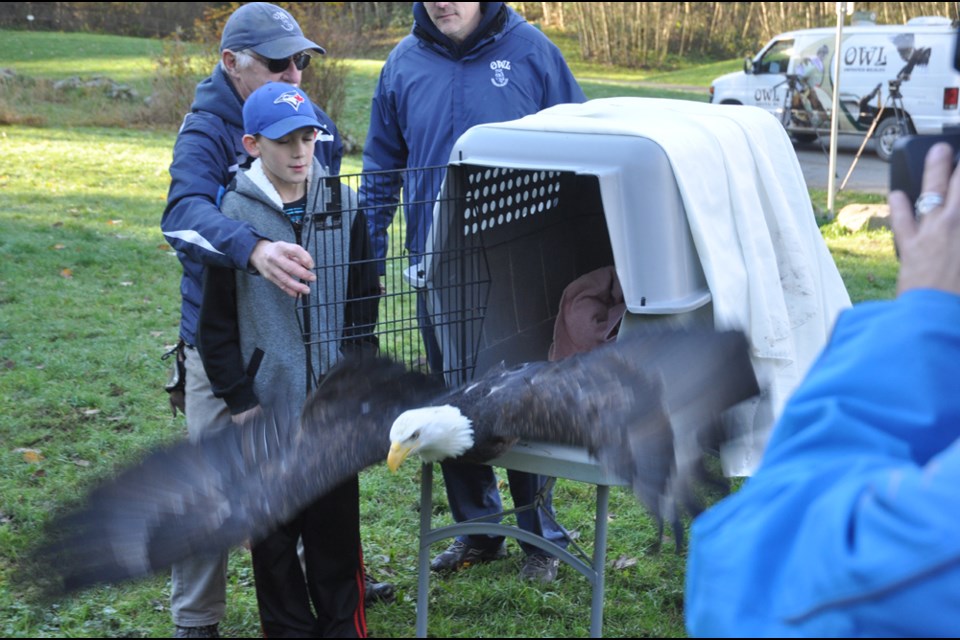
left=549, top=266, right=627, bottom=361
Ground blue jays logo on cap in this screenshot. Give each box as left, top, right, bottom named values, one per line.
left=243, top=82, right=323, bottom=140
left=274, top=91, right=305, bottom=112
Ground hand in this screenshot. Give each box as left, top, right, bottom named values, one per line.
left=249, top=240, right=315, bottom=297
left=889, top=142, right=960, bottom=297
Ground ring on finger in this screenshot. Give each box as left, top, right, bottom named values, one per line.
left=915, top=191, right=945, bottom=217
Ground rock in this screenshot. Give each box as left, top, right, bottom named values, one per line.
left=53, top=75, right=139, bottom=101
left=836, top=203, right=890, bottom=232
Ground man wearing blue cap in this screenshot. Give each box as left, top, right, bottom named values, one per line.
left=197, top=81, right=380, bottom=638
left=160, top=4, right=389, bottom=638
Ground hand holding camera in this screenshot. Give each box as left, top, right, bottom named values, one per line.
left=889, top=141, right=960, bottom=296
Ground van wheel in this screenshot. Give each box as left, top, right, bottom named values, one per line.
left=875, top=117, right=913, bottom=162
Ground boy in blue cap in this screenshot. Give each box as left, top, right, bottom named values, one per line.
left=162, top=4, right=391, bottom=635
left=197, top=82, right=381, bottom=638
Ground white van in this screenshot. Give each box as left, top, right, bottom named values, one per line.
left=710, top=16, right=960, bottom=160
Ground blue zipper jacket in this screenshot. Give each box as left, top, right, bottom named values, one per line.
left=686, top=289, right=960, bottom=637
left=160, top=64, right=342, bottom=345
left=359, top=2, right=585, bottom=270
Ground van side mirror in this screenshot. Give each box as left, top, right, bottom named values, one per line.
left=743, top=56, right=753, bottom=74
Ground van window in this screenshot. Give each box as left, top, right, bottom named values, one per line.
left=757, top=39, right=795, bottom=74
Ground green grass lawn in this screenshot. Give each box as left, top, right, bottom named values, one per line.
left=0, top=28, right=899, bottom=639
left=0, top=30, right=166, bottom=87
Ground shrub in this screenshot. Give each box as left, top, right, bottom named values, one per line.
left=137, top=29, right=214, bottom=128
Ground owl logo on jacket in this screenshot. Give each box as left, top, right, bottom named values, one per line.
left=490, top=60, right=511, bottom=88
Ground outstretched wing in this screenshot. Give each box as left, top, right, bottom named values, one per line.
left=436, top=328, right=759, bottom=531
left=23, top=356, right=441, bottom=598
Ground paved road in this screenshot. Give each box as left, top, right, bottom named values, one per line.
left=793, top=135, right=890, bottom=195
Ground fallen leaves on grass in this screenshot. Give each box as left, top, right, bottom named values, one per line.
left=13, top=448, right=44, bottom=463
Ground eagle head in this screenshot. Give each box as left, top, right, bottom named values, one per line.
left=387, top=405, right=474, bottom=472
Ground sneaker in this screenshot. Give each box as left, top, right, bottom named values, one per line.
left=519, top=553, right=559, bottom=583
left=173, top=624, right=220, bottom=639
left=430, top=539, right=508, bottom=573
left=364, top=573, right=396, bottom=606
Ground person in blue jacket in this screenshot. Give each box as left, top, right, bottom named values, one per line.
left=685, top=141, right=960, bottom=637
left=158, top=4, right=388, bottom=638
left=359, top=1, right=586, bottom=584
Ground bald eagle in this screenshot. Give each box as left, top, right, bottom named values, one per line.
left=21, top=327, right=758, bottom=597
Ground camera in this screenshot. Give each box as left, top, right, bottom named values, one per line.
left=889, top=130, right=960, bottom=205
left=889, top=26, right=960, bottom=206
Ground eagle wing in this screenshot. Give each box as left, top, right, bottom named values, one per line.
left=435, top=328, right=760, bottom=531
left=23, top=357, right=441, bottom=597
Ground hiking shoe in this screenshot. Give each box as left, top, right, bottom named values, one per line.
left=364, top=573, right=396, bottom=606
left=173, top=624, right=220, bottom=639
left=430, top=539, right=508, bottom=573
left=519, top=553, right=559, bottom=583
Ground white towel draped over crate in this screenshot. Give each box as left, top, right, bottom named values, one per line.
left=473, top=97, right=852, bottom=475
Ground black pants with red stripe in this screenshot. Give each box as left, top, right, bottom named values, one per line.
left=251, top=475, right=367, bottom=638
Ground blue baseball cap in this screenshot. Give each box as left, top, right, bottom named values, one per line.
left=221, top=3, right=325, bottom=58
left=243, top=82, right=323, bottom=139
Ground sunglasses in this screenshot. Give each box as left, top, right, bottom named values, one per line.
left=252, top=51, right=311, bottom=74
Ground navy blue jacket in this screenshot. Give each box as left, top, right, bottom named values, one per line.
left=161, top=64, right=343, bottom=345
left=360, top=2, right=585, bottom=270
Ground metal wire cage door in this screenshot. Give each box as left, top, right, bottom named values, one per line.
left=297, top=166, right=491, bottom=388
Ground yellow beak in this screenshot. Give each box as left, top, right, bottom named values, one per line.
left=387, top=442, right=414, bottom=473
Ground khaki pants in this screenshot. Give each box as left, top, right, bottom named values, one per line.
left=169, top=346, right=231, bottom=627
